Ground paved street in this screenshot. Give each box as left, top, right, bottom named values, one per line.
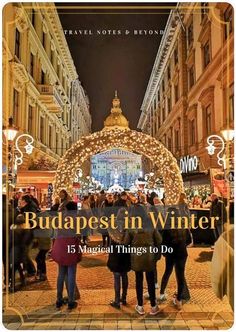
left=3, top=236, right=234, bottom=330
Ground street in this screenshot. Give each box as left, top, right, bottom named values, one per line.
left=3, top=236, right=233, bottom=330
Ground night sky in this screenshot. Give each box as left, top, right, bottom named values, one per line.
left=56, top=3, right=175, bottom=131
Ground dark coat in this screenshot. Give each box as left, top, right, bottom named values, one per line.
left=114, top=198, right=128, bottom=208
left=161, top=207, right=190, bottom=259
left=107, top=240, right=131, bottom=273
left=161, top=229, right=189, bottom=259
left=210, top=198, right=227, bottom=224
left=9, top=226, right=31, bottom=265
left=100, top=200, right=114, bottom=235
left=123, top=229, right=162, bottom=272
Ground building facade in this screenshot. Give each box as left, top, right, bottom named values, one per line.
left=138, top=2, right=233, bottom=194
left=3, top=2, right=91, bottom=172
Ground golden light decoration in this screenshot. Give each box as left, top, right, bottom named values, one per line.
left=53, top=128, right=184, bottom=204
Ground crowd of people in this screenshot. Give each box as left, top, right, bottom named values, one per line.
left=2, top=188, right=228, bottom=314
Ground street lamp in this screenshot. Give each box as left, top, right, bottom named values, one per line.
left=221, top=129, right=235, bottom=142
left=3, top=117, right=18, bottom=141
left=3, top=117, right=34, bottom=194
left=206, top=129, right=234, bottom=169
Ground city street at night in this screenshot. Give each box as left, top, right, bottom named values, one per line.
left=2, top=2, right=234, bottom=331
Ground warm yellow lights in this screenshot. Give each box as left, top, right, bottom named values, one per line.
left=53, top=128, right=184, bottom=204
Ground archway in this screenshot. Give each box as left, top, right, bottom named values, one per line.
left=53, top=128, right=184, bottom=204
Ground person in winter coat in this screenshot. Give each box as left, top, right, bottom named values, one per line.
left=107, top=208, right=131, bottom=309
left=35, top=229, right=51, bottom=281
left=58, top=190, right=72, bottom=211
left=114, top=191, right=128, bottom=208
left=123, top=204, right=162, bottom=316
left=81, top=196, right=93, bottom=245
left=101, top=194, right=114, bottom=247
left=160, top=206, right=191, bottom=310
left=51, top=201, right=82, bottom=310
left=19, top=195, right=38, bottom=276
left=210, top=193, right=227, bottom=242
left=51, top=197, right=60, bottom=211
left=8, top=214, right=30, bottom=291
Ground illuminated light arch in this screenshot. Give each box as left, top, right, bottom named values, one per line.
left=53, top=128, right=184, bottom=204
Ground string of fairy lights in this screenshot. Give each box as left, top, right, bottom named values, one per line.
left=53, top=128, right=184, bottom=204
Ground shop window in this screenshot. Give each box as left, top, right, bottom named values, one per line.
left=15, top=28, right=21, bottom=59
left=13, top=89, right=19, bottom=125
left=187, top=21, right=193, bottom=49
left=203, top=40, right=211, bottom=68
left=28, top=105, right=33, bottom=134
left=224, top=5, right=233, bottom=39
left=188, top=65, right=195, bottom=90
left=189, top=119, right=196, bottom=145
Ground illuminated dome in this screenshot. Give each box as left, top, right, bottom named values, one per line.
left=103, top=91, right=129, bottom=130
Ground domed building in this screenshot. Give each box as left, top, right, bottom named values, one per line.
left=103, top=91, right=129, bottom=130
